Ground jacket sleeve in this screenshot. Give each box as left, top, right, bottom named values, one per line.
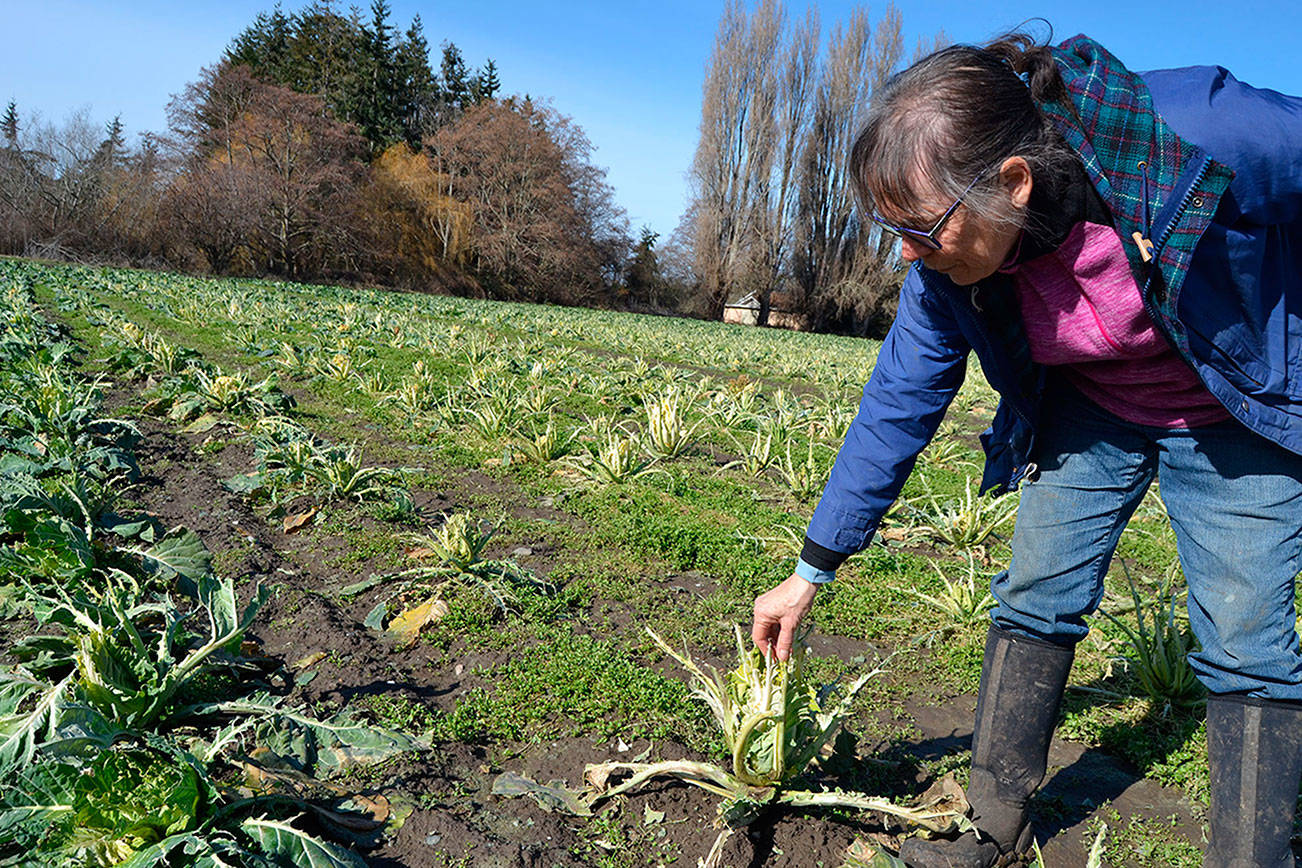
left=802, top=267, right=971, bottom=569
left=1143, top=65, right=1302, bottom=226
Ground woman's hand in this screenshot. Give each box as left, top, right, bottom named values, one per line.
left=751, top=572, right=819, bottom=661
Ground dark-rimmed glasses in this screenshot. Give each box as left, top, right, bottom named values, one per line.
left=867, top=168, right=991, bottom=251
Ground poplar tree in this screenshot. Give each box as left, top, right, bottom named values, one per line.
left=686, top=1, right=913, bottom=334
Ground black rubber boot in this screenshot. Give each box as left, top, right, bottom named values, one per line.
left=1203, top=694, right=1302, bottom=868
left=900, top=625, right=1074, bottom=868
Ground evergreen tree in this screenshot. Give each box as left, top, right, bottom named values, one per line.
left=94, top=116, right=126, bottom=168
left=625, top=226, right=667, bottom=307
left=1, top=101, right=18, bottom=146
left=222, top=3, right=495, bottom=151
left=353, top=0, right=403, bottom=150
left=289, top=1, right=363, bottom=112
left=439, top=42, right=471, bottom=111
left=395, top=14, right=437, bottom=145
left=228, top=5, right=295, bottom=81
left=470, top=59, right=501, bottom=104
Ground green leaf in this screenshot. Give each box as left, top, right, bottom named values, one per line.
left=100, top=513, right=157, bottom=541
left=199, top=572, right=240, bottom=639
left=167, top=397, right=204, bottom=422
left=181, top=413, right=221, bottom=434
left=241, top=816, right=368, bottom=867
left=0, top=510, right=95, bottom=583
left=337, top=573, right=388, bottom=598
left=0, top=672, right=71, bottom=774
left=362, top=602, right=388, bottom=631
left=223, top=473, right=266, bottom=495
left=0, top=453, right=43, bottom=475
left=195, top=693, right=424, bottom=775
left=0, top=758, right=79, bottom=845
left=111, top=828, right=253, bottom=868
left=276, top=709, right=427, bottom=772
left=116, top=833, right=210, bottom=868
left=133, top=527, right=213, bottom=586
left=7, top=634, right=74, bottom=674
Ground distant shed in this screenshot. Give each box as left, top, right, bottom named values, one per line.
left=767, top=290, right=809, bottom=331
left=722, top=291, right=760, bottom=326
left=722, top=290, right=808, bottom=331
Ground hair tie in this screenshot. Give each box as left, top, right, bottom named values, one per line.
left=1017, top=70, right=1031, bottom=87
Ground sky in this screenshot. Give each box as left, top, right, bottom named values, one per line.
left=2, top=0, right=1298, bottom=240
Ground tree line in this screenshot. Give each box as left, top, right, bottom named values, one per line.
left=2, top=1, right=933, bottom=335
left=0, top=0, right=637, bottom=308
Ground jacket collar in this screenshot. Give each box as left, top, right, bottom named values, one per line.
left=1042, top=36, right=1234, bottom=311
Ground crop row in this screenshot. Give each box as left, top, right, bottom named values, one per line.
left=0, top=271, right=425, bottom=866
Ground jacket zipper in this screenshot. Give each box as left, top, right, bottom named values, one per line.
left=1150, top=153, right=1213, bottom=256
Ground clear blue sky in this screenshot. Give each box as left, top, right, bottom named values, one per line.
left=3, top=0, right=1298, bottom=240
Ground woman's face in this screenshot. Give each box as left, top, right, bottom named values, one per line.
left=879, top=157, right=1032, bottom=286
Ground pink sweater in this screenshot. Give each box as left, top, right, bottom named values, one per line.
left=1006, top=221, right=1229, bottom=427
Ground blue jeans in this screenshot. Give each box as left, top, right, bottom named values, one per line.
left=991, top=386, right=1302, bottom=699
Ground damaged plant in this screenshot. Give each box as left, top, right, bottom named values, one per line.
left=1100, top=562, right=1204, bottom=710
left=495, top=627, right=969, bottom=867
left=350, top=512, right=554, bottom=641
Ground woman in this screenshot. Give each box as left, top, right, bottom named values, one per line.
left=751, top=33, right=1302, bottom=868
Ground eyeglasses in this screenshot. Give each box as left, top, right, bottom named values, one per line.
left=867, top=168, right=991, bottom=251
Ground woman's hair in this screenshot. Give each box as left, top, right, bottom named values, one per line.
left=850, top=32, right=1080, bottom=229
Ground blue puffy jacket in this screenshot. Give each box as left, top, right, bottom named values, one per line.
left=799, top=50, right=1302, bottom=578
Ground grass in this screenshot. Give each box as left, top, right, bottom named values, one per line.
left=1086, top=807, right=1204, bottom=867
left=431, top=626, right=713, bottom=748
left=361, top=692, right=441, bottom=734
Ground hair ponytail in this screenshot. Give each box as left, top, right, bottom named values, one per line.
left=983, top=31, right=1071, bottom=107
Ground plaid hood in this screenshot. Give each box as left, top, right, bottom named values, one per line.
left=1042, top=36, right=1236, bottom=356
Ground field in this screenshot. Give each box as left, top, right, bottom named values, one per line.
left=0, top=257, right=1230, bottom=867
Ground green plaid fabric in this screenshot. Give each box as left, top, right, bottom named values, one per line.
left=1039, top=36, right=1236, bottom=359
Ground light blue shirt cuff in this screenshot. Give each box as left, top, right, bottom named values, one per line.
left=795, top=557, right=836, bottom=585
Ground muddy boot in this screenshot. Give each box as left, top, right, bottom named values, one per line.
left=900, top=626, right=1074, bottom=868
left=1203, top=694, right=1302, bottom=868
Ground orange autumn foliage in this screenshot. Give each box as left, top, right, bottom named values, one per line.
left=364, top=144, right=472, bottom=280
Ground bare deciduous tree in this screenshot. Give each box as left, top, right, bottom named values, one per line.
left=425, top=99, right=627, bottom=305
left=690, top=0, right=786, bottom=317
left=794, top=7, right=905, bottom=333
left=0, top=108, right=120, bottom=258
left=685, top=2, right=918, bottom=335
left=166, top=64, right=364, bottom=277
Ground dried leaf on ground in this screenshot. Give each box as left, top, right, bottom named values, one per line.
left=293, top=651, right=329, bottom=670
left=386, top=598, right=450, bottom=643
left=283, top=508, right=318, bottom=533
left=491, top=771, right=592, bottom=816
